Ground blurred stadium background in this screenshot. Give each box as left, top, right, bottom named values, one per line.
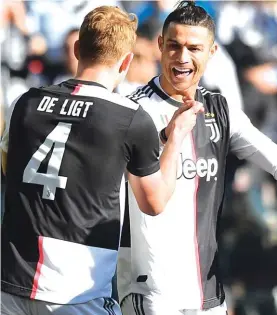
left=1, top=1, right=277, bottom=315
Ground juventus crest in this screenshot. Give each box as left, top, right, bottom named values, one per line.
left=205, top=113, right=220, bottom=143
left=160, top=113, right=221, bottom=143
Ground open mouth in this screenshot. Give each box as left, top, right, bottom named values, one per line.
left=172, top=67, right=193, bottom=78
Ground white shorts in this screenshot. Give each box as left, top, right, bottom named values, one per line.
left=120, top=293, right=227, bottom=315
left=1, top=291, right=122, bottom=315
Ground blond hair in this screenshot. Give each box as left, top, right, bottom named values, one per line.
left=79, top=6, right=138, bottom=65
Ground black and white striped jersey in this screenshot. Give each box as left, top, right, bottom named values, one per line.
left=1, top=79, right=160, bottom=304
left=117, top=76, right=277, bottom=310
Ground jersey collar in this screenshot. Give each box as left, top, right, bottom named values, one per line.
left=66, top=79, right=107, bottom=89
left=148, top=76, right=201, bottom=107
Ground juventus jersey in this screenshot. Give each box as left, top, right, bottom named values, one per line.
left=1, top=79, right=160, bottom=304
left=117, top=77, right=277, bottom=310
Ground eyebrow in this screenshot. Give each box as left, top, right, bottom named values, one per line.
left=167, top=39, right=180, bottom=44
left=188, top=44, right=204, bottom=48
left=167, top=39, right=204, bottom=48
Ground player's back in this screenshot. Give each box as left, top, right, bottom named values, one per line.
left=2, top=79, right=141, bottom=304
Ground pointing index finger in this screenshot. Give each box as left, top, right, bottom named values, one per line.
left=182, top=89, right=194, bottom=102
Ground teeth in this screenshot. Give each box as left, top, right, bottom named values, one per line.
left=174, top=67, right=185, bottom=72
left=173, top=67, right=191, bottom=73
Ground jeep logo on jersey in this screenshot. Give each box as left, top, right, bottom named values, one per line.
left=205, top=117, right=220, bottom=143
left=177, top=154, right=218, bottom=181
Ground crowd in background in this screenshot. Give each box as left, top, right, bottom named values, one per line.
left=1, top=1, right=277, bottom=315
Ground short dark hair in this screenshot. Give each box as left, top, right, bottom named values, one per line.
left=162, top=1, right=215, bottom=41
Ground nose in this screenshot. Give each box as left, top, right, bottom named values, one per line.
left=178, top=47, right=190, bottom=64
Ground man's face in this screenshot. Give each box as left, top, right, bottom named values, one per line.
left=159, top=23, right=217, bottom=93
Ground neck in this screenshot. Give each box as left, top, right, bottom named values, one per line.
left=159, top=74, right=198, bottom=102
left=75, top=64, right=116, bottom=91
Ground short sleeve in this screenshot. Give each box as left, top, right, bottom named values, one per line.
left=125, top=106, right=160, bottom=177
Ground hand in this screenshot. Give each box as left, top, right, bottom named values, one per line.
left=164, top=91, right=204, bottom=143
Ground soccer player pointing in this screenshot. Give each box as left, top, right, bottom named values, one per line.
left=118, top=2, right=277, bottom=315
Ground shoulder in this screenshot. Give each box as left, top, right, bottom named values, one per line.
left=8, top=88, right=35, bottom=114
left=17, top=87, right=48, bottom=102
left=127, top=83, right=155, bottom=103
left=198, top=86, right=229, bottom=111
left=198, top=86, right=227, bottom=103
left=80, top=85, right=141, bottom=111
left=109, top=91, right=140, bottom=111
left=198, top=86, right=230, bottom=128
left=43, top=82, right=141, bottom=111
left=14, top=87, right=47, bottom=110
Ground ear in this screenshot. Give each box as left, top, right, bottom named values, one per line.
left=119, top=52, right=134, bottom=73
left=158, top=35, right=164, bottom=52
left=74, top=40, right=80, bottom=61
left=209, top=42, right=218, bottom=59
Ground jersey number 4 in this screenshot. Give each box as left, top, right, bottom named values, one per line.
left=23, top=122, right=72, bottom=200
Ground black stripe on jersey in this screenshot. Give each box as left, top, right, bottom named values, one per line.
left=128, top=86, right=147, bottom=100
left=140, top=86, right=151, bottom=96
left=148, top=90, right=155, bottom=98
left=104, top=298, right=116, bottom=315
left=139, top=294, right=146, bottom=315
left=132, top=294, right=146, bottom=315
left=135, top=87, right=152, bottom=101
left=128, top=85, right=152, bottom=102
left=132, top=294, right=140, bottom=315
left=127, top=85, right=148, bottom=99
left=108, top=298, right=116, bottom=315
left=193, top=90, right=230, bottom=309
left=135, top=87, right=153, bottom=101
left=104, top=298, right=112, bottom=315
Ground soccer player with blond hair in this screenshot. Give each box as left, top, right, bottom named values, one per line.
left=1, top=6, right=203, bottom=315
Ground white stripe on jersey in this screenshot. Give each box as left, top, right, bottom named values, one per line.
left=128, top=85, right=150, bottom=99
left=74, top=85, right=139, bottom=110
left=198, top=86, right=221, bottom=96
left=128, top=85, right=154, bottom=102
left=118, top=77, right=204, bottom=309
left=119, top=175, right=126, bottom=241
left=32, top=236, right=116, bottom=304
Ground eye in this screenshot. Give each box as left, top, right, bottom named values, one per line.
left=168, top=43, right=179, bottom=49
left=190, top=47, right=201, bottom=52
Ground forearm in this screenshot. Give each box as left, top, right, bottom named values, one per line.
left=230, top=117, right=277, bottom=180
left=128, top=133, right=181, bottom=216
left=248, top=153, right=277, bottom=180
left=244, top=139, right=277, bottom=180
left=159, top=131, right=181, bottom=202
